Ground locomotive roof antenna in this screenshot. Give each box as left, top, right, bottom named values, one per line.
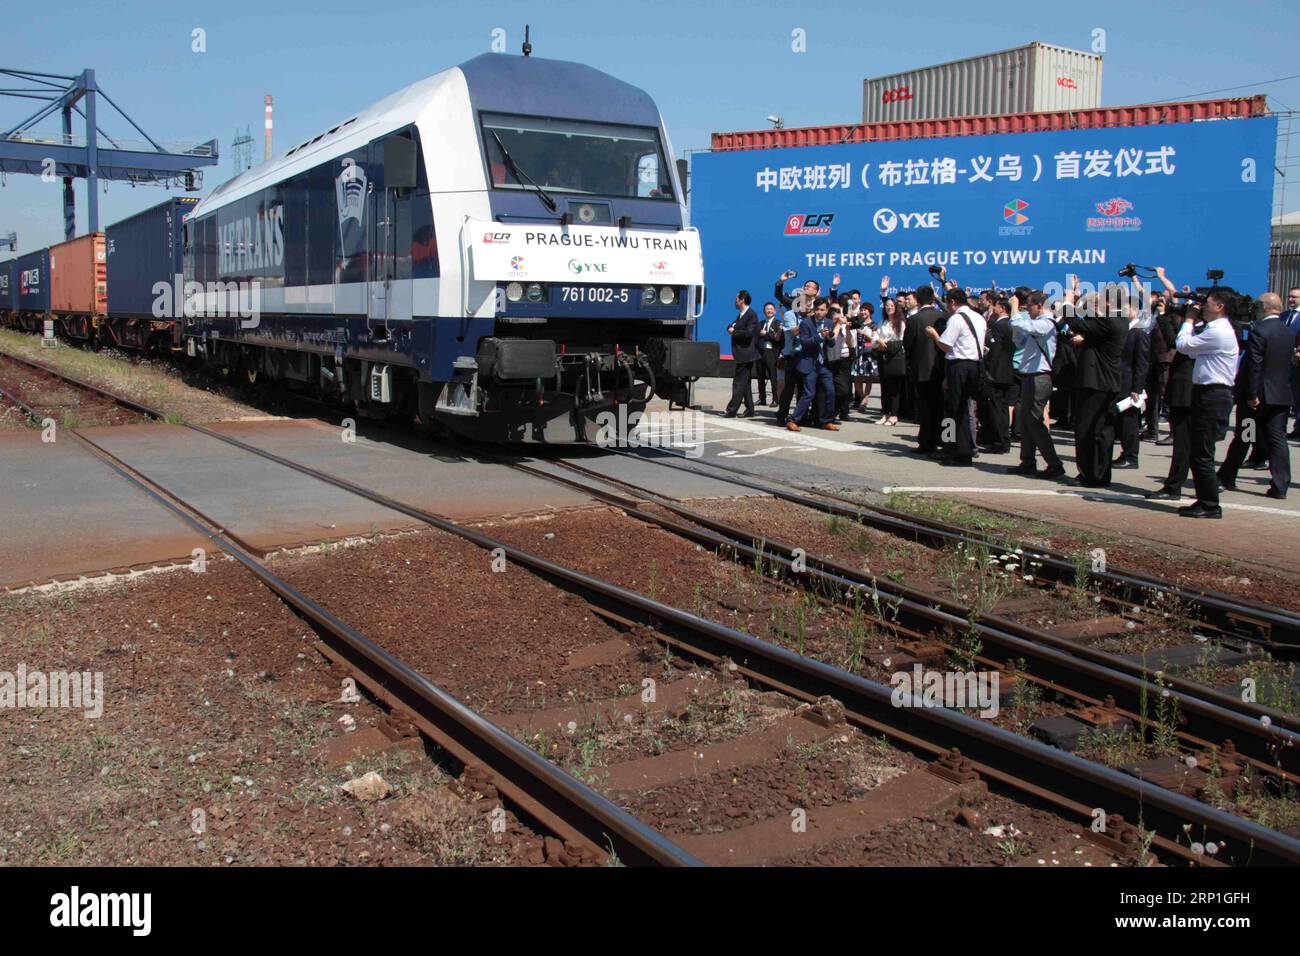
left=522, top=25, right=532, bottom=57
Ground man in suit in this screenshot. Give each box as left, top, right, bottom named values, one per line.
left=1114, top=300, right=1152, bottom=469
left=1283, top=286, right=1300, bottom=438
left=724, top=290, right=759, bottom=417
left=1146, top=302, right=1198, bottom=500
left=788, top=297, right=840, bottom=432
left=978, top=296, right=1016, bottom=454
left=1144, top=293, right=1174, bottom=440
left=775, top=302, right=803, bottom=425
left=1148, top=301, right=1177, bottom=443
left=1176, top=288, right=1241, bottom=518
left=775, top=269, right=839, bottom=316
left=1219, top=293, right=1292, bottom=499
left=1009, top=290, right=1066, bottom=479
left=927, top=288, right=987, bottom=466
left=755, top=302, right=782, bottom=406
left=904, top=285, right=946, bottom=454
left=1063, top=282, right=1129, bottom=487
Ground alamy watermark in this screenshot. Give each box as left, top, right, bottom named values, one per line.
left=151, top=273, right=262, bottom=329
left=594, top=406, right=706, bottom=457
left=0, top=664, right=104, bottom=718
left=890, top=664, right=1000, bottom=718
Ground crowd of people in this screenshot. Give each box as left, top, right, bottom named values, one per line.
left=721, top=267, right=1300, bottom=519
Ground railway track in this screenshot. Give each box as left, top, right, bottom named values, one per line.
left=5, top=350, right=1300, bottom=865
left=471, top=453, right=1300, bottom=831
left=595, top=444, right=1300, bottom=654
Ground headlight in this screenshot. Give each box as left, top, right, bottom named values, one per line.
left=526, top=283, right=545, bottom=303
left=658, top=286, right=677, bottom=305
left=505, top=282, right=524, bottom=302
left=641, top=286, right=658, bottom=306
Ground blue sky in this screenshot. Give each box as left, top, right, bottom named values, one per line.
left=3, top=0, right=1298, bottom=251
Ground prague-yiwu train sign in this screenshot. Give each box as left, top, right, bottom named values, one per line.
left=690, top=116, right=1277, bottom=354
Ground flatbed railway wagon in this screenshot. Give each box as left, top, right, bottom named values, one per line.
left=48, top=233, right=107, bottom=342
left=181, top=52, right=717, bottom=442
left=105, top=196, right=199, bottom=351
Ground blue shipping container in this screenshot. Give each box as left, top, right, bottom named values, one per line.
left=106, top=196, right=199, bottom=319
left=0, top=258, right=16, bottom=311
left=15, top=248, right=50, bottom=314
left=691, top=115, right=1278, bottom=355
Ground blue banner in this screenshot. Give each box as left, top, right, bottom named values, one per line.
left=691, top=116, right=1277, bottom=355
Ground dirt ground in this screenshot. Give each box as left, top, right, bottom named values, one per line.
left=0, top=559, right=528, bottom=866
left=0, top=330, right=265, bottom=424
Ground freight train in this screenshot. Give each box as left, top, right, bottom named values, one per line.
left=0, top=52, right=718, bottom=441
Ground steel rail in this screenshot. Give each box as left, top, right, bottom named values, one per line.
left=149, top=421, right=1300, bottom=866
left=595, top=444, right=1300, bottom=649
left=8, top=351, right=1300, bottom=863
left=545, top=455, right=1300, bottom=736
left=499, top=456, right=1300, bottom=781
left=0, top=371, right=698, bottom=867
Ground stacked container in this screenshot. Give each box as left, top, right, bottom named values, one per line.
left=862, top=42, right=1102, bottom=124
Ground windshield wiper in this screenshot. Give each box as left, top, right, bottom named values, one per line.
left=490, top=130, right=558, bottom=213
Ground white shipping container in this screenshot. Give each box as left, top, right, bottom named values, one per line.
left=863, top=42, right=1102, bottom=123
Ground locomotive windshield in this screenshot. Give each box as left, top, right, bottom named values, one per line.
left=481, top=112, right=674, bottom=201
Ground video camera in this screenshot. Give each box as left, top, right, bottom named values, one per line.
left=1117, top=263, right=1158, bottom=280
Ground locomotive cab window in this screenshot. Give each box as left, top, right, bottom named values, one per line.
left=480, top=112, right=674, bottom=201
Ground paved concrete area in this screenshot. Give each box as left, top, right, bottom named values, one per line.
left=634, top=378, right=1300, bottom=578
left=204, top=419, right=594, bottom=521
left=0, top=431, right=207, bottom=588
left=4, top=379, right=1295, bottom=588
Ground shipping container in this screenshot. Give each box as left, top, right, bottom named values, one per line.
left=862, top=42, right=1102, bottom=124
left=106, top=196, right=199, bottom=321
left=48, top=232, right=107, bottom=341
left=711, top=96, right=1268, bottom=151
left=0, top=258, right=16, bottom=315
left=15, top=248, right=50, bottom=320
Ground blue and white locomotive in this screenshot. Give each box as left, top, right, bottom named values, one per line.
left=182, top=51, right=717, bottom=441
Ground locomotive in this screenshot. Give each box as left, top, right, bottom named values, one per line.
left=180, top=51, right=717, bottom=441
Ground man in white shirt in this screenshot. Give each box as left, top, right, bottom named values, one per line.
left=926, top=288, right=986, bottom=465
left=1174, top=288, right=1240, bottom=518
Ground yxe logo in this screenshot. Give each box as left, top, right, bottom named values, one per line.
left=567, top=259, right=609, bottom=275
left=784, top=213, right=833, bottom=236
left=873, top=207, right=939, bottom=234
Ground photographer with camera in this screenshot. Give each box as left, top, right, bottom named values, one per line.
left=1146, top=268, right=1198, bottom=500
left=1175, top=286, right=1240, bottom=518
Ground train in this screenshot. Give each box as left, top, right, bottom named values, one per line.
left=0, top=52, right=718, bottom=442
